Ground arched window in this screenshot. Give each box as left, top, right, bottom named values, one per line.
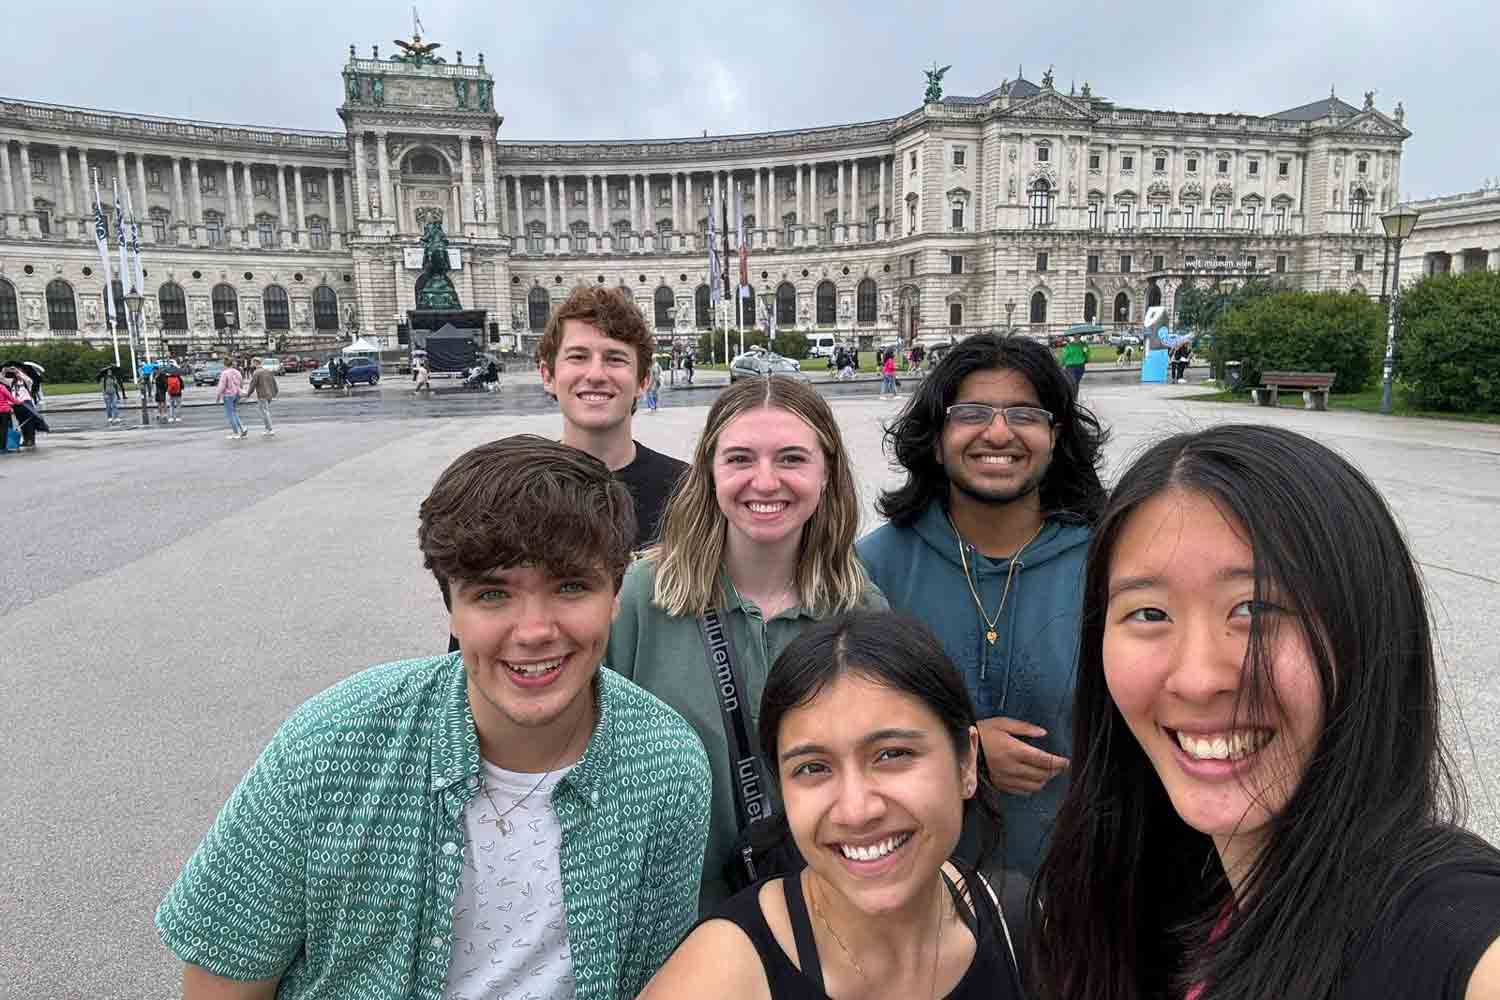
left=313, top=287, right=339, bottom=331
left=654, top=286, right=674, bottom=330
left=158, top=282, right=188, bottom=331
left=1114, top=292, right=1131, bottom=323
left=45, top=279, right=76, bottom=331
left=0, top=279, right=17, bottom=332
left=528, top=287, right=550, bottom=331
left=1029, top=180, right=1054, bottom=226
left=263, top=285, right=290, bottom=331
left=776, top=282, right=797, bottom=327
left=815, top=281, right=836, bottom=326
left=1083, top=292, right=1097, bottom=323
left=695, top=285, right=711, bottom=328
left=857, top=278, right=877, bottom=324
left=212, top=284, right=239, bottom=330
left=1147, top=282, right=1163, bottom=308
left=1029, top=291, right=1048, bottom=325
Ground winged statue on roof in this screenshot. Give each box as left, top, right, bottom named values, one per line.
left=924, top=63, right=951, bottom=103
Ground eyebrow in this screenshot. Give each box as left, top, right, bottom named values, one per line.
left=953, top=398, right=1041, bottom=408
left=779, top=727, right=929, bottom=763
left=1108, top=566, right=1256, bottom=601
left=720, top=444, right=814, bottom=456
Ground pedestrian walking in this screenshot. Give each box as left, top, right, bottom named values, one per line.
left=646, top=356, right=662, bottom=412
left=2, top=365, right=46, bottom=450
left=0, top=378, right=16, bottom=453
left=1061, top=333, right=1089, bottom=389
left=98, top=365, right=127, bottom=425
left=165, top=368, right=184, bottom=423
left=242, top=360, right=278, bottom=436
left=682, top=351, right=695, bottom=385
left=153, top=366, right=170, bottom=421
left=1171, top=340, right=1193, bottom=383
left=880, top=349, right=899, bottom=396
left=412, top=360, right=431, bottom=394
left=20, top=361, right=45, bottom=410
left=214, top=357, right=246, bottom=439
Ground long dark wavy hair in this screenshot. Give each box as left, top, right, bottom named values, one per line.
left=876, top=333, right=1109, bottom=526
left=1032, top=424, right=1475, bottom=1000
left=759, top=610, right=1009, bottom=873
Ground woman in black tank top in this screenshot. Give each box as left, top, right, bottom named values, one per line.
left=641, top=612, right=1029, bottom=999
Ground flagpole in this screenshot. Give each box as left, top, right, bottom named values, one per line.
left=721, top=186, right=732, bottom=364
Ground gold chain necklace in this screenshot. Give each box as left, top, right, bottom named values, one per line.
left=950, top=514, right=1045, bottom=646
left=808, top=875, right=947, bottom=997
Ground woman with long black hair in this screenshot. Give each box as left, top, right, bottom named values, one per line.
left=641, top=611, right=1029, bottom=999
left=1033, top=424, right=1500, bottom=1000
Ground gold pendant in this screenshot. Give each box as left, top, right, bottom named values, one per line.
left=497, top=817, right=513, bottom=836
left=986, top=628, right=998, bottom=645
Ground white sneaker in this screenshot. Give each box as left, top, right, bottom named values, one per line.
left=239, top=429, right=249, bottom=438
left=226, top=432, right=240, bottom=439
left=264, top=429, right=275, bottom=436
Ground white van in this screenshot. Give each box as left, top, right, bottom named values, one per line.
left=807, top=334, right=837, bottom=358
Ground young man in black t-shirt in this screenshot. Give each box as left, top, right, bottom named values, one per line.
left=447, top=287, right=687, bottom=652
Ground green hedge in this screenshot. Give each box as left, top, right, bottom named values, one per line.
left=693, top=329, right=810, bottom=362
left=2, top=341, right=125, bottom=383
left=1209, top=290, right=1384, bottom=394
left=1395, top=271, right=1500, bottom=414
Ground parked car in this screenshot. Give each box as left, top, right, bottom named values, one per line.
left=309, top=357, right=381, bottom=388
left=729, top=348, right=803, bottom=382
left=260, top=357, right=285, bottom=376
left=1110, top=332, right=1144, bottom=349
left=192, top=361, right=225, bottom=386
left=281, top=355, right=304, bottom=373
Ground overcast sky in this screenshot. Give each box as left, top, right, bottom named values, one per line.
left=3, top=0, right=1495, bottom=199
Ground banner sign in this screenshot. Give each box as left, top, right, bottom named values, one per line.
left=403, top=247, right=462, bottom=270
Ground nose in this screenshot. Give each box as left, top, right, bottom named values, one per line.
left=979, top=412, right=1020, bottom=446
left=1162, top=611, right=1242, bottom=703
left=510, top=595, right=560, bottom=646
left=829, top=768, right=887, bottom=829
left=751, top=457, right=779, bottom=492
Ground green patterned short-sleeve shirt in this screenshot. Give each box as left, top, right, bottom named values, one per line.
left=156, top=654, right=712, bottom=1000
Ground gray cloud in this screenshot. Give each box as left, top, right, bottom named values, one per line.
left=2, top=0, right=1494, bottom=198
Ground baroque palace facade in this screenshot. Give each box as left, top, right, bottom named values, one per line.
left=0, top=34, right=1411, bottom=356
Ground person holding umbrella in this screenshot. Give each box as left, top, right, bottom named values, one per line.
left=20, top=361, right=45, bottom=410
left=0, top=376, right=17, bottom=452
left=97, top=365, right=127, bottom=425
left=1, top=364, right=48, bottom=450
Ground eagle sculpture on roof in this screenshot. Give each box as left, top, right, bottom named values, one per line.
left=392, top=32, right=444, bottom=66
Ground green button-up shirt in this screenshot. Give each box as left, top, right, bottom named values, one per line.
left=605, top=559, right=886, bottom=910
left=156, top=654, right=711, bottom=1000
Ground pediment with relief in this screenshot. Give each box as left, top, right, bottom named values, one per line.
left=1337, top=112, right=1409, bottom=139
left=1002, top=91, right=1097, bottom=123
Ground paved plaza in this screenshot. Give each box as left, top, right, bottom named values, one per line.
left=3, top=381, right=1498, bottom=998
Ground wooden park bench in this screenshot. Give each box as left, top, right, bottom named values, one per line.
left=1253, top=371, right=1336, bottom=411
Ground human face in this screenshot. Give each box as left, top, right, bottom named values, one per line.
left=541, top=320, right=648, bottom=434
left=778, top=673, right=978, bottom=917
left=1102, top=490, right=1324, bottom=879
left=713, top=406, right=828, bottom=550
left=937, top=368, right=1058, bottom=507
left=449, top=564, right=620, bottom=765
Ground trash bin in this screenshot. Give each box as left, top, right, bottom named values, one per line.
left=1224, top=361, right=1243, bottom=391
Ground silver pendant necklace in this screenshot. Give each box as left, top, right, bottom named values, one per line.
left=479, top=771, right=550, bottom=836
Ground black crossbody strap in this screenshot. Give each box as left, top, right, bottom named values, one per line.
left=698, top=608, right=774, bottom=837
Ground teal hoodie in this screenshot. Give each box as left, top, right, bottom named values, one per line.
left=856, top=500, right=1090, bottom=876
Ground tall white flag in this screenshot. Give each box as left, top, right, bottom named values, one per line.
left=707, top=190, right=721, bottom=308
left=122, top=182, right=145, bottom=293
left=114, top=178, right=129, bottom=295
left=91, top=171, right=117, bottom=331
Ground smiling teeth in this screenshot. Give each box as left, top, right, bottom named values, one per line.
left=747, top=501, right=787, bottom=513
left=977, top=455, right=1019, bottom=465
left=1176, top=730, right=1272, bottom=760
left=508, top=657, right=563, bottom=677
left=838, top=833, right=911, bottom=862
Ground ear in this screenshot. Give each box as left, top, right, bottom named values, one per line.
left=611, top=590, right=622, bottom=622
left=961, top=725, right=980, bottom=799
left=540, top=361, right=557, bottom=394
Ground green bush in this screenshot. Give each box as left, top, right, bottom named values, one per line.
left=1395, top=271, right=1500, bottom=414
left=694, top=328, right=809, bottom=362
left=1209, top=290, right=1384, bottom=394
left=3, top=341, right=124, bottom=383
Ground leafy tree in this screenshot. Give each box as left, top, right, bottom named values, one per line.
left=1395, top=270, right=1500, bottom=413
left=1209, top=290, right=1384, bottom=394
left=1175, top=278, right=1283, bottom=334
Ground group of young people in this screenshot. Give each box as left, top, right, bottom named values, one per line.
left=156, top=284, right=1500, bottom=1000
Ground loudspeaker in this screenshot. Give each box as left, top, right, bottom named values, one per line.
left=396, top=322, right=410, bottom=346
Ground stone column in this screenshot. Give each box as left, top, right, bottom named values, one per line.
left=836, top=160, right=846, bottom=242
left=1488, top=249, right=1500, bottom=272
left=585, top=173, right=597, bottom=252
left=77, top=148, right=93, bottom=238
left=513, top=176, right=524, bottom=245
left=669, top=172, right=680, bottom=245
left=685, top=173, right=695, bottom=250
left=481, top=139, right=496, bottom=230
left=0, top=140, right=14, bottom=229
left=1450, top=251, right=1465, bottom=275
left=326, top=167, right=340, bottom=248
left=342, top=170, right=355, bottom=233
left=17, top=142, right=37, bottom=234
left=850, top=159, right=860, bottom=241
left=57, top=147, right=76, bottom=237
left=375, top=133, right=392, bottom=221
left=224, top=159, right=241, bottom=244
left=275, top=164, right=291, bottom=247
left=460, top=138, right=473, bottom=227
left=170, top=156, right=188, bottom=243
left=294, top=165, right=309, bottom=246
left=134, top=152, right=148, bottom=225
left=544, top=175, right=556, bottom=252
left=628, top=174, right=639, bottom=247
left=794, top=164, right=804, bottom=245
left=451, top=183, right=462, bottom=236
left=352, top=133, right=367, bottom=219
left=190, top=158, right=206, bottom=244
left=241, top=164, right=256, bottom=242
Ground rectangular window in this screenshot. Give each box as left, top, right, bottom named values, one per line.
left=1214, top=206, right=1226, bottom=230
left=253, top=174, right=271, bottom=195
left=1122, top=155, right=1134, bottom=171
left=1152, top=204, right=1164, bottom=228
left=1247, top=206, right=1258, bottom=230
left=1037, top=145, right=1050, bottom=163
left=952, top=148, right=965, bottom=167
left=1248, top=160, right=1260, bottom=176
left=1153, top=254, right=1164, bottom=271
left=1275, top=207, right=1287, bottom=232
left=1154, top=156, right=1166, bottom=172
left=1218, top=159, right=1229, bottom=174
left=1184, top=206, right=1196, bottom=228
left=257, top=220, right=274, bottom=247
left=910, top=151, right=917, bottom=171
left=951, top=206, right=964, bottom=230
left=1120, top=254, right=1132, bottom=274
left=950, top=302, right=963, bottom=326
left=910, top=258, right=917, bottom=276
left=201, top=173, right=218, bottom=193
left=1358, top=159, right=1368, bottom=175
left=1276, top=255, right=1287, bottom=273
left=151, top=216, right=167, bottom=242
left=1354, top=253, right=1365, bottom=273
left=1089, top=152, right=1100, bottom=170
left=1118, top=206, right=1133, bottom=230
left=1087, top=254, right=1099, bottom=274
left=310, top=223, right=327, bottom=249
left=1036, top=252, right=1048, bottom=272
left=36, top=208, right=50, bottom=235
left=1279, top=160, right=1290, bottom=177
left=950, top=254, right=964, bottom=275
left=1247, top=255, right=1257, bottom=271
left=305, top=180, right=321, bottom=201
left=148, top=168, right=163, bottom=190
left=206, top=218, right=223, bottom=246
left=1187, top=157, right=1198, bottom=173
left=1088, top=202, right=1100, bottom=229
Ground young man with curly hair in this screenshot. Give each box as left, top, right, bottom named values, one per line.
left=158, top=436, right=712, bottom=1000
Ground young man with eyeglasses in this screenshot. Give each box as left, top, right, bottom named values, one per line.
left=157, top=436, right=712, bottom=1000
left=856, top=333, right=1108, bottom=877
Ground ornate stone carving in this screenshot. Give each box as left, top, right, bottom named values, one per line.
left=1179, top=180, right=1202, bottom=200
left=25, top=298, right=42, bottom=326
left=477, top=80, right=493, bottom=111
left=371, top=77, right=384, bottom=105
left=1008, top=176, right=1016, bottom=200
left=85, top=300, right=99, bottom=324
left=923, top=63, right=951, bottom=103
left=1363, top=90, right=1376, bottom=111
left=1333, top=157, right=1343, bottom=177
left=368, top=190, right=381, bottom=217
left=343, top=302, right=357, bottom=328
left=1042, top=66, right=1055, bottom=89
left=453, top=79, right=469, bottom=110
left=473, top=188, right=486, bottom=222
left=1394, top=101, right=1405, bottom=125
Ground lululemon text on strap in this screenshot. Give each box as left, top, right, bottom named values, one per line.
left=698, top=609, right=775, bottom=878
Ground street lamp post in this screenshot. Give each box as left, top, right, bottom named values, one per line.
left=1379, top=204, right=1421, bottom=415
left=125, top=288, right=148, bottom=426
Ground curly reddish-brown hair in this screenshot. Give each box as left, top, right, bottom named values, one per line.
left=418, top=435, right=636, bottom=609
left=536, top=285, right=655, bottom=382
